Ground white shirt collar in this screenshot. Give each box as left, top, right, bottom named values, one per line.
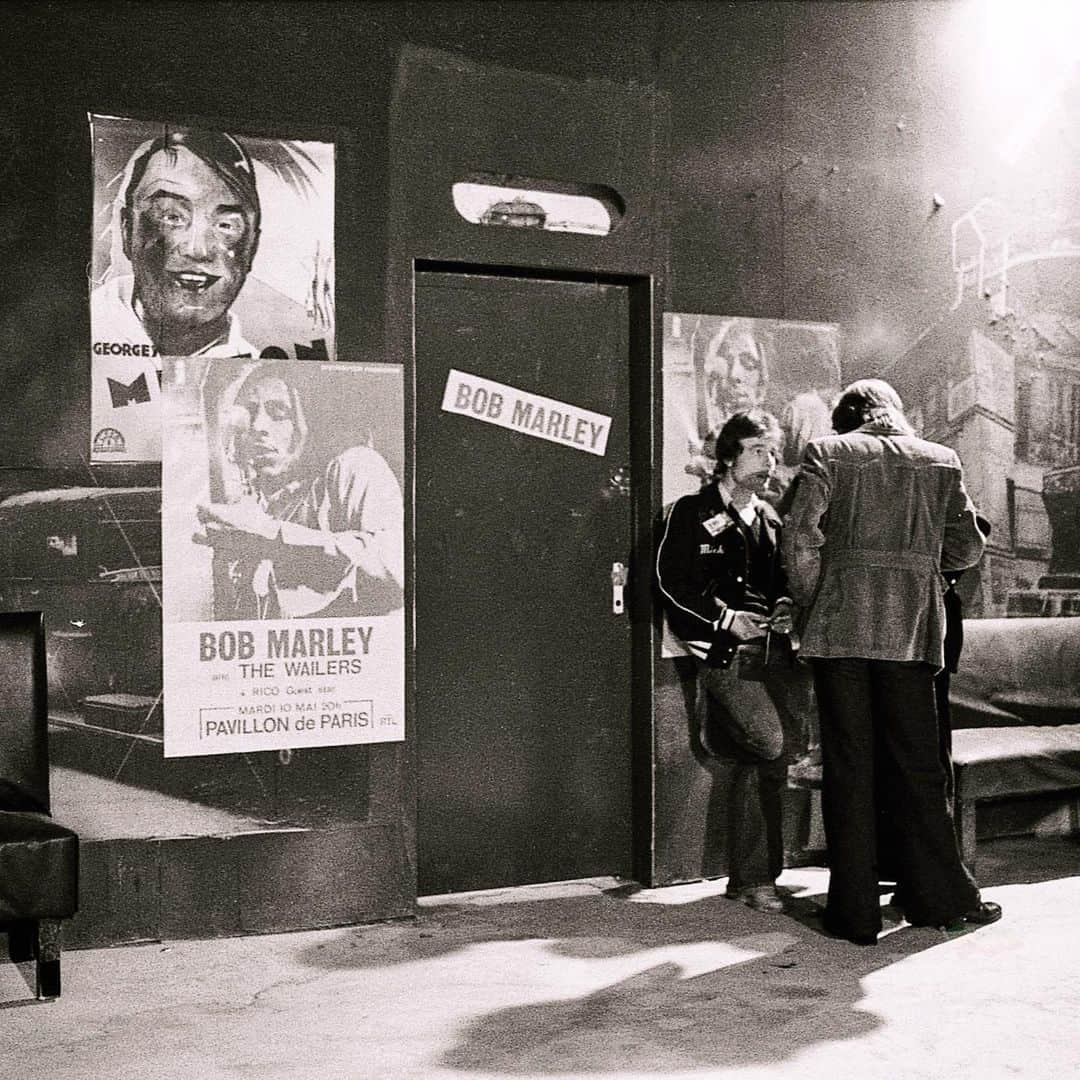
left=716, top=479, right=763, bottom=526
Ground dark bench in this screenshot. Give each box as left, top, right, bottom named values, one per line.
left=787, top=618, right=1080, bottom=865
left=948, top=617, right=1080, bottom=864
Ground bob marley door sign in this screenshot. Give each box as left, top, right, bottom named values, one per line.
left=89, top=114, right=335, bottom=462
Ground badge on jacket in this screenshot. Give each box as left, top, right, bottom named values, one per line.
left=702, top=512, right=728, bottom=537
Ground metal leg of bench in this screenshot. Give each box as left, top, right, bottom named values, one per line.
left=35, top=919, right=63, bottom=999
left=8, top=920, right=35, bottom=963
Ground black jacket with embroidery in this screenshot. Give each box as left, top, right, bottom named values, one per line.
left=656, top=481, right=791, bottom=668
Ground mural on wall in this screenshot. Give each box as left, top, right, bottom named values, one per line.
left=89, top=114, right=335, bottom=463
left=661, top=313, right=842, bottom=657
left=162, top=358, right=403, bottom=757
left=890, top=198, right=1080, bottom=619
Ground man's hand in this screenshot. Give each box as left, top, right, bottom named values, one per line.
left=728, top=610, right=768, bottom=641
left=194, top=502, right=279, bottom=547
left=766, top=598, right=794, bottom=635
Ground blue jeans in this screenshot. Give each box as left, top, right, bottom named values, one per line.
left=696, top=651, right=814, bottom=889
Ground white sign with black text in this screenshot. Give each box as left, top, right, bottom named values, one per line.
left=441, top=369, right=611, bottom=456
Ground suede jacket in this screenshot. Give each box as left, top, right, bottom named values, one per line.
left=781, top=419, right=986, bottom=669
left=657, top=481, right=790, bottom=668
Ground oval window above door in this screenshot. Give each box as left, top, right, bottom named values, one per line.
left=452, top=176, right=624, bottom=236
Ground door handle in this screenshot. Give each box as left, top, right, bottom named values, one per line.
left=608, top=465, right=630, bottom=494
left=611, top=561, right=628, bottom=615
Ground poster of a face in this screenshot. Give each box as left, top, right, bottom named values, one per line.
left=661, top=314, right=842, bottom=657
left=662, top=313, right=843, bottom=508
left=161, top=358, right=403, bottom=757
left=89, top=114, right=335, bottom=463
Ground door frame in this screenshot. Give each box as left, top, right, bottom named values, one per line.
left=387, top=44, right=670, bottom=897
left=406, top=257, right=658, bottom=891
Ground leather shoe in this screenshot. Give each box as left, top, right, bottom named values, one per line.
left=821, top=915, right=878, bottom=946
left=837, top=931, right=878, bottom=947
left=725, top=884, right=785, bottom=914
left=941, top=901, right=1002, bottom=931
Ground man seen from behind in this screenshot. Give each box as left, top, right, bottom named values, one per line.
left=782, top=378, right=1002, bottom=945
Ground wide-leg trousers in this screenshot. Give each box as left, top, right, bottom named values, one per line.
left=812, top=657, right=980, bottom=938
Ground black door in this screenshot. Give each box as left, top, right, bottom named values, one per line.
left=415, top=270, right=634, bottom=894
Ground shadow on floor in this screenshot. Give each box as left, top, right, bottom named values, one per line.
left=293, top=881, right=964, bottom=1072
left=0, top=951, right=38, bottom=1011
left=289, top=835, right=1077, bottom=1074
left=443, top=886, right=977, bottom=1073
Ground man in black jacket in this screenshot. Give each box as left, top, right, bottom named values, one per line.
left=657, top=409, right=813, bottom=912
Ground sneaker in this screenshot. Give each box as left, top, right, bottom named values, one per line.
left=726, top=884, right=784, bottom=914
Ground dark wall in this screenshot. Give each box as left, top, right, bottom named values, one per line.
left=0, top=0, right=661, bottom=466
left=5, top=0, right=1033, bottom=463
left=10, top=0, right=1064, bottom=465
left=657, top=0, right=982, bottom=358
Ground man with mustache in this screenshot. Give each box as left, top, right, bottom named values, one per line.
left=93, top=129, right=260, bottom=358
left=195, top=363, right=404, bottom=621
left=658, top=409, right=813, bottom=913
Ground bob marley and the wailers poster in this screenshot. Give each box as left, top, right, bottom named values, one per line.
left=161, top=357, right=404, bottom=757
left=89, top=114, right=335, bottom=462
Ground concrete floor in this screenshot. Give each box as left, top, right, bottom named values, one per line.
left=3, top=836, right=1079, bottom=1080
